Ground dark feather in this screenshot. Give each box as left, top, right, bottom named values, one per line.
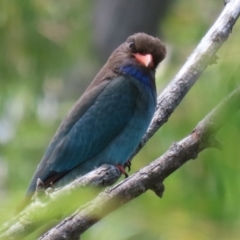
left=23, top=33, right=166, bottom=208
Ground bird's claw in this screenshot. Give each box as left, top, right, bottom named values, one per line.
left=116, top=164, right=128, bottom=178
left=124, top=160, right=132, bottom=172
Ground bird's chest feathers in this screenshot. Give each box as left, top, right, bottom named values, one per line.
left=120, top=65, right=154, bottom=89
left=119, top=65, right=156, bottom=109
left=118, top=65, right=157, bottom=132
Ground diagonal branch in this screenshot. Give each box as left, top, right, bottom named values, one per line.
left=135, top=0, right=240, bottom=153
left=0, top=165, right=121, bottom=239
left=38, top=87, right=240, bottom=240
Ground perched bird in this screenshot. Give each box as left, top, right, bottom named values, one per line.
left=27, top=32, right=166, bottom=196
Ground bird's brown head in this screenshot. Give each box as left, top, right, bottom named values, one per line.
left=107, top=32, right=166, bottom=72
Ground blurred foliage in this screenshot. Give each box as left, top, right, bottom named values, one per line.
left=1, top=0, right=240, bottom=239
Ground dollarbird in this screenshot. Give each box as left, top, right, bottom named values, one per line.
left=27, top=32, right=166, bottom=196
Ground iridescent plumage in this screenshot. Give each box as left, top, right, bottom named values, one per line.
left=27, top=33, right=166, bottom=194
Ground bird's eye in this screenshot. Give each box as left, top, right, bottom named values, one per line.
left=128, top=41, right=137, bottom=53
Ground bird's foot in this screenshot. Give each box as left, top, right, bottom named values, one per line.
left=123, top=160, right=132, bottom=172
left=33, top=179, right=55, bottom=202
left=45, top=182, right=55, bottom=195
left=34, top=178, right=45, bottom=200
left=116, top=164, right=128, bottom=178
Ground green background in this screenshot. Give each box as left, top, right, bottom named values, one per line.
left=1, top=1, right=240, bottom=239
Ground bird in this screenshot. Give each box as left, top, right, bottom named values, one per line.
left=26, top=32, right=166, bottom=199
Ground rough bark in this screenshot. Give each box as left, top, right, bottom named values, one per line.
left=136, top=0, right=240, bottom=153
left=38, top=88, right=240, bottom=240
left=0, top=165, right=121, bottom=240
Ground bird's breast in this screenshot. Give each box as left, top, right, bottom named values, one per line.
left=88, top=74, right=156, bottom=166
left=51, top=75, right=156, bottom=186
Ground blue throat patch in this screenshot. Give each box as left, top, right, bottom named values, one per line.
left=119, top=65, right=153, bottom=88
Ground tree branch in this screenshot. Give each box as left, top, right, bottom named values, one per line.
left=38, top=87, right=240, bottom=240
left=135, top=0, right=240, bottom=153
left=0, top=165, right=121, bottom=239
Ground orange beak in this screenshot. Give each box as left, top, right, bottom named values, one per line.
left=133, top=53, right=154, bottom=67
